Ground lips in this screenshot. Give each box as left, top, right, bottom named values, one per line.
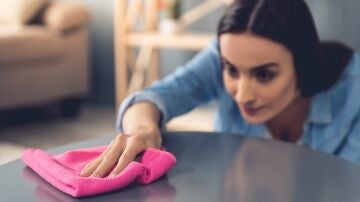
left=242, top=105, right=263, bottom=115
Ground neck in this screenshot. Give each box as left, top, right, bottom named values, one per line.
left=266, top=97, right=311, bottom=143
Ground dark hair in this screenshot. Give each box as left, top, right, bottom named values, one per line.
left=217, top=0, right=353, bottom=97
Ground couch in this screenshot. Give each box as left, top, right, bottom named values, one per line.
left=0, top=0, right=91, bottom=118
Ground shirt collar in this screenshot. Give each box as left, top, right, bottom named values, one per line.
left=307, top=92, right=332, bottom=125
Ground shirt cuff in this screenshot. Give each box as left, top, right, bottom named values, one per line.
left=116, top=90, right=168, bottom=133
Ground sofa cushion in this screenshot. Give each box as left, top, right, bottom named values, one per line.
left=0, top=0, right=47, bottom=25
left=0, top=25, right=63, bottom=66
left=44, top=1, right=91, bottom=34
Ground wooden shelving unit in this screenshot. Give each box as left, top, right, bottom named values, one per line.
left=126, top=31, right=214, bottom=50
left=114, top=0, right=225, bottom=110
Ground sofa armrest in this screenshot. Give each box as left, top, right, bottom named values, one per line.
left=43, top=1, right=91, bottom=34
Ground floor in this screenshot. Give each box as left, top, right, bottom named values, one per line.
left=0, top=104, right=215, bottom=165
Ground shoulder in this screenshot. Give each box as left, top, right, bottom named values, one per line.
left=185, top=38, right=221, bottom=68
left=310, top=52, right=360, bottom=124
left=325, top=52, right=360, bottom=122
left=199, top=39, right=221, bottom=62
left=344, top=52, right=360, bottom=76
left=309, top=54, right=360, bottom=152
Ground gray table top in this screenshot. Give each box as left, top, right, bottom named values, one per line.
left=1, top=131, right=360, bottom=202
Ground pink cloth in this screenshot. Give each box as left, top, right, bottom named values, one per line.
left=22, top=146, right=176, bottom=197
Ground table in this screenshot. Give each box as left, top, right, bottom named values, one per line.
left=1, top=132, right=360, bottom=202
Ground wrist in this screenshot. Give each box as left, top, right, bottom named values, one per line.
left=124, top=124, right=159, bottom=135
left=125, top=125, right=162, bottom=147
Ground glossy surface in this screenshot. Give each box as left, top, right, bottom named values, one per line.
left=1, top=132, right=360, bottom=202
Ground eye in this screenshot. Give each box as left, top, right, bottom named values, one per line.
left=223, top=63, right=239, bottom=78
left=254, top=70, right=276, bottom=83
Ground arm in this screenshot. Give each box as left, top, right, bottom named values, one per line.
left=122, top=102, right=162, bottom=147
left=117, top=39, right=222, bottom=131
left=81, top=40, right=222, bottom=177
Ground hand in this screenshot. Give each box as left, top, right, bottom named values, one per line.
left=80, top=128, right=161, bottom=178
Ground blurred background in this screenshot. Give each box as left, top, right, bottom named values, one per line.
left=0, top=0, right=359, bottom=165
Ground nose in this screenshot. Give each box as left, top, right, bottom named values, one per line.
left=234, top=77, right=255, bottom=105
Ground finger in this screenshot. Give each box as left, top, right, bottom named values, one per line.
left=80, top=140, right=115, bottom=176
left=109, top=136, right=146, bottom=177
left=91, top=135, right=126, bottom=177
left=80, top=139, right=115, bottom=177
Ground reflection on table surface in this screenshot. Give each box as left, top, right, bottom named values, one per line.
left=2, top=132, right=360, bottom=202
left=22, top=166, right=176, bottom=202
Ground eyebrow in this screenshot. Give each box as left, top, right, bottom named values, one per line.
left=221, top=57, right=279, bottom=72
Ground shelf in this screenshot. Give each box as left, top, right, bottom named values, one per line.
left=114, top=0, right=223, bottom=109
left=126, top=31, right=215, bottom=50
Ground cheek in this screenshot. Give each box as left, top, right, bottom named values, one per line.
left=261, top=76, right=298, bottom=107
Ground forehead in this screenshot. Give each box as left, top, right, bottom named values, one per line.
left=219, top=33, right=292, bottom=69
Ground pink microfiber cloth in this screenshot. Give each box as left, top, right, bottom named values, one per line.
left=22, top=146, right=176, bottom=197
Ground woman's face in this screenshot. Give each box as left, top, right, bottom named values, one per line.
left=220, top=33, right=299, bottom=124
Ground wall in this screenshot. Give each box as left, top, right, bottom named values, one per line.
left=82, top=0, right=360, bottom=106
left=306, top=0, right=360, bottom=50
left=79, top=0, right=115, bottom=106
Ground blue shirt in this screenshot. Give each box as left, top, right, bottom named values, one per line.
left=117, top=40, right=360, bottom=164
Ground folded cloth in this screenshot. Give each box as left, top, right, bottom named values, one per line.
left=22, top=146, right=176, bottom=197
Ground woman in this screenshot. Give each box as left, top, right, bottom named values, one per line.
left=81, top=0, right=360, bottom=178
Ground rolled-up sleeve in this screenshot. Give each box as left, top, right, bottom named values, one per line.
left=116, top=39, right=222, bottom=132
left=116, top=91, right=169, bottom=132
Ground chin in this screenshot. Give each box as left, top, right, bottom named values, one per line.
left=240, top=110, right=274, bottom=124
left=242, top=116, right=267, bottom=124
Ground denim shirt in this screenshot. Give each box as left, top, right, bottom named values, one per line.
left=117, top=40, right=360, bottom=164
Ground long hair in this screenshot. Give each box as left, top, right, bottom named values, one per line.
left=217, top=0, right=353, bottom=97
